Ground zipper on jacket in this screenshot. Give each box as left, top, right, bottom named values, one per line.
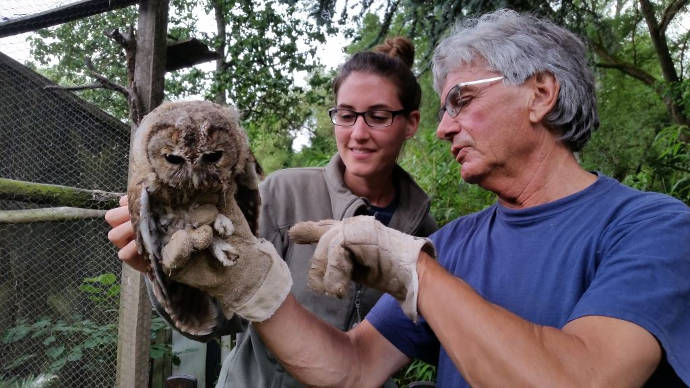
left=349, top=284, right=363, bottom=329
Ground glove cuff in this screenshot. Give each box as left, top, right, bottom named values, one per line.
left=400, top=238, right=435, bottom=323
left=232, top=239, right=293, bottom=322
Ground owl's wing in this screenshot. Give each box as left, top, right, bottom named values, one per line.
left=235, top=150, right=263, bottom=236
left=138, top=188, right=168, bottom=300
left=134, top=187, right=223, bottom=337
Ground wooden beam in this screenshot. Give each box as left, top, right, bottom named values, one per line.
left=116, top=1, right=169, bottom=387
left=0, top=207, right=106, bottom=223
left=0, top=177, right=122, bottom=209
left=0, top=0, right=139, bottom=38
left=166, top=38, right=219, bottom=72
left=133, top=0, right=168, bottom=116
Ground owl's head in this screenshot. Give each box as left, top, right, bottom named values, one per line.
left=136, top=101, right=250, bottom=192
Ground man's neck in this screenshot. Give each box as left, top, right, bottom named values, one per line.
left=492, top=143, right=596, bottom=210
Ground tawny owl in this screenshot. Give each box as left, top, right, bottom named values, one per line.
left=127, top=100, right=262, bottom=336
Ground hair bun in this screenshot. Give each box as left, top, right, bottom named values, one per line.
left=373, top=36, right=415, bottom=68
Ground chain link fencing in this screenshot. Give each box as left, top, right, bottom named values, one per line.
left=0, top=3, right=133, bottom=385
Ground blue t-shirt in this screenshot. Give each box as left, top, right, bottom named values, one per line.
left=367, top=174, right=690, bottom=386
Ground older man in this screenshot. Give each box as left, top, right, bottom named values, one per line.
left=111, top=10, right=690, bottom=387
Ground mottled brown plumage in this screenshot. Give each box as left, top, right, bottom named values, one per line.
left=127, top=100, right=261, bottom=336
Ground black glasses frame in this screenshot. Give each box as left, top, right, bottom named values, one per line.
left=328, top=108, right=409, bottom=128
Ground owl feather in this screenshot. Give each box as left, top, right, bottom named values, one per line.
left=127, top=101, right=262, bottom=336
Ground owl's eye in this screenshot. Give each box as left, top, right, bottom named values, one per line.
left=202, top=151, right=223, bottom=164
left=165, top=154, right=185, bottom=164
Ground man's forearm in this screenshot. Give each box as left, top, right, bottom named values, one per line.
left=416, top=254, right=661, bottom=387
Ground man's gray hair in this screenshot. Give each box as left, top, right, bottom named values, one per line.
left=432, top=9, right=598, bottom=151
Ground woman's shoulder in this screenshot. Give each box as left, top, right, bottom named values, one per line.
left=262, top=166, right=326, bottom=184
left=259, top=166, right=329, bottom=197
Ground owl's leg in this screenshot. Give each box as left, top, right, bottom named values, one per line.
left=162, top=225, right=213, bottom=274
left=212, top=238, right=240, bottom=267
left=211, top=214, right=237, bottom=266
left=213, top=214, right=234, bottom=237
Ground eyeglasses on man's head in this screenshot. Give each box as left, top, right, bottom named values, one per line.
left=328, top=108, right=408, bottom=128
left=437, top=76, right=504, bottom=122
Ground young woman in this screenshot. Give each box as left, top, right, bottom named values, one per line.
left=105, top=37, right=436, bottom=387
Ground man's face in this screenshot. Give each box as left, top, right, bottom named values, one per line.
left=436, top=61, right=538, bottom=186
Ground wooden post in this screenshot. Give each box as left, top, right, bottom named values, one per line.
left=116, top=0, right=169, bottom=387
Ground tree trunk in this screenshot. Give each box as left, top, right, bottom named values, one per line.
left=214, top=0, right=227, bottom=105
left=638, top=0, right=689, bottom=126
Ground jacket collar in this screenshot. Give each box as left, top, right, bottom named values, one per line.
left=323, top=153, right=431, bottom=234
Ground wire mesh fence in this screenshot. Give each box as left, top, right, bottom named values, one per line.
left=0, top=2, right=132, bottom=383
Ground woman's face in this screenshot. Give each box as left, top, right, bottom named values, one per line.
left=334, top=71, right=420, bottom=182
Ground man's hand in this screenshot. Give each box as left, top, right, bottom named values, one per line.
left=105, top=195, right=148, bottom=272
left=289, top=215, right=434, bottom=322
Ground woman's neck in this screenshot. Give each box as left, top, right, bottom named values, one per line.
left=344, top=170, right=396, bottom=207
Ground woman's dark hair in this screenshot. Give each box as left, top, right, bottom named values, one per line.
left=333, top=37, right=421, bottom=112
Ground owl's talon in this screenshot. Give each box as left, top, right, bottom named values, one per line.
left=212, top=239, right=239, bottom=266
left=213, top=214, right=234, bottom=237
left=218, top=253, right=239, bottom=267
left=167, top=263, right=177, bottom=277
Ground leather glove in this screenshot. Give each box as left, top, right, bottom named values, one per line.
left=161, top=200, right=292, bottom=322
left=289, top=215, right=435, bottom=322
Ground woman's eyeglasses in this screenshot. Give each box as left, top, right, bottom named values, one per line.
left=328, top=108, right=408, bottom=128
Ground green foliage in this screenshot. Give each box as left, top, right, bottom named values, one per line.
left=579, top=13, right=690, bottom=205
left=394, top=359, right=436, bottom=387
left=79, top=273, right=120, bottom=311
left=0, top=374, right=59, bottom=388
left=1, top=273, right=176, bottom=380
left=1, top=316, right=117, bottom=374
left=0, top=275, right=123, bottom=377
left=288, top=70, right=339, bottom=168
left=150, top=316, right=180, bottom=366
left=581, top=70, right=666, bottom=180
left=620, top=125, right=690, bottom=203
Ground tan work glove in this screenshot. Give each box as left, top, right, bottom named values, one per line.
left=289, top=215, right=435, bottom=322
left=161, top=200, right=292, bottom=323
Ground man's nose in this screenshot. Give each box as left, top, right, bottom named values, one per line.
left=436, top=113, right=459, bottom=141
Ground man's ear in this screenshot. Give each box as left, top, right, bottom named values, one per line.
left=527, top=72, right=559, bottom=124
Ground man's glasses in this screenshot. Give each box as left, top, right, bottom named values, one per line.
left=328, top=108, right=408, bottom=128
left=437, top=76, right=504, bottom=122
